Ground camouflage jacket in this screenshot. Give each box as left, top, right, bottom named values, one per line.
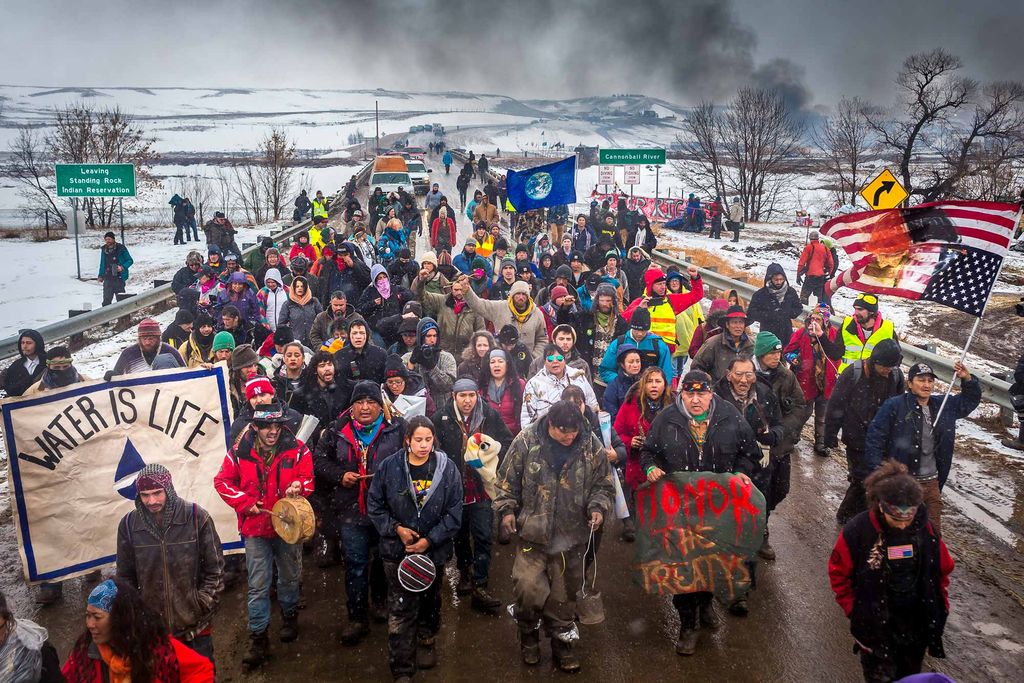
left=495, top=415, right=614, bottom=552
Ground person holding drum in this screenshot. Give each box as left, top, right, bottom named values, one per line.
left=367, top=416, right=463, bottom=682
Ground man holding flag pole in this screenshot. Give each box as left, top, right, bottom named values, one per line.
left=822, top=198, right=1020, bottom=533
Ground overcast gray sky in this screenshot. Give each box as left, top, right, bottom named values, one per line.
left=1, top=0, right=1020, bottom=110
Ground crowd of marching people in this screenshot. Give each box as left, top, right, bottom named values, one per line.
left=0, top=156, right=1002, bottom=683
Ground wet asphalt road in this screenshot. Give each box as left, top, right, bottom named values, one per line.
left=29, top=152, right=1024, bottom=681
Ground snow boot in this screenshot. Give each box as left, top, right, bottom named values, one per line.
left=471, top=586, right=501, bottom=614
left=519, top=626, right=541, bottom=666
left=340, top=619, right=369, bottom=646
left=416, top=636, right=437, bottom=670
left=758, top=532, right=776, bottom=561
left=370, top=599, right=389, bottom=624
left=280, top=610, right=299, bottom=643
left=675, top=627, right=699, bottom=655
left=242, top=630, right=269, bottom=669
left=456, top=570, right=473, bottom=596
left=620, top=516, right=636, bottom=543
left=728, top=597, right=749, bottom=616
left=551, top=638, right=581, bottom=673
left=699, top=599, right=722, bottom=629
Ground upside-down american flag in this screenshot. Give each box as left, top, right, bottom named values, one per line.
left=822, top=200, right=1022, bottom=316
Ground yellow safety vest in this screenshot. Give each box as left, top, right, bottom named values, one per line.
left=648, top=299, right=679, bottom=349
left=839, top=316, right=896, bottom=373
left=312, top=198, right=328, bottom=219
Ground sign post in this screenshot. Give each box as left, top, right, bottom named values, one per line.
left=55, top=163, right=137, bottom=281
left=859, top=168, right=908, bottom=210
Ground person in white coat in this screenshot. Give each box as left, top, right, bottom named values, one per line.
left=521, top=343, right=598, bottom=427
left=259, top=268, right=289, bottom=332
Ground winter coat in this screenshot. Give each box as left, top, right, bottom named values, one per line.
left=746, top=263, right=803, bottom=347
left=368, top=448, right=463, bottom=567
left=333, top=343, right=389, bottom=406
left=714, top=376, right=785, bottom=487
left=357, top=273, right=414, bottom=333
left=557, top=305, right=629, bottom=374
left=621, top=270, right=705, bottom=352
left=218, top=286, right=261, bottom=327
left=111, top=343, right=185, bottom=376
left=376, top=226, right=409, bottom=265
left=757, top=363, right=807, bottom=442
left=98, top=243, right=133, bottom=282
left=829, top=507, right=952, bottom=661
left=472, top=198, right=498, bottom=225
left=308, top=304, right=353, bottom=351
left=411, top=278, right=484, bottom=356
left=639, top=396, right=761, bottom=477
left=214, top=427, right=314, bottom=538
left=258, top=282, right=290, bottom=332
left=621, top=252, right=650, bottom=301
left=825, top=362, right=906, bottom=466
left=2, top=329, right=46, bottom=397
left=797, top=240, right=834, bottom=278
left=279, top=296, right=323, bottom=346
left=289, top=242, right=318, bottom=263
left=289, top=382, right=347, bottom=450
left=432, top=399, right=514, bottom=502
left=864, top=379, right=981, bottom=487
left=521, top=366, right=598, bottom=426
left=613, top=387, right=665, bottom=490
left=481, top=377, right=526, bottom=437
left=318, top=249, right=371, bottom=305
left=61, top=637, right=214, bottom=683
left=494, top=415, right=614, bottom=550
left=430, top=216, right=457, bottom=252
left=115, top=501, right=224, bottom=639
left=161, top=325, right=191, bottom=351
left=602, top=369, right=639, bottom=416
left=783, top=326, right=843, bottom=401
left=630, top=223, right=657, bottom=255
left=171, top=266, right=200, bottom=295
left=314, top=412, right=406, bottom=526
left=598, top=331, right=673, bottom=386
left=691, top=331, right=755, bottom=382
left=462, top=284, right=549, bottom=359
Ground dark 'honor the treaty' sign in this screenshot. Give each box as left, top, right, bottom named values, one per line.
left=633, top=472, right=766, bottom=602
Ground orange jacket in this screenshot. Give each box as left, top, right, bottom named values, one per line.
left=797, top=241, right=834, bottom=278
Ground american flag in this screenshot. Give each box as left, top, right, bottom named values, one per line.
left=822, top=200, right=1021, bottom=317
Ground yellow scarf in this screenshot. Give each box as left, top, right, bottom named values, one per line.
left=97, top=644, right=132, bottom=683
left=508, top=296, right=534, bottom=324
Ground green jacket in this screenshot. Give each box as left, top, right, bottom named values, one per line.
left=495, top=415, right=614, bottom=551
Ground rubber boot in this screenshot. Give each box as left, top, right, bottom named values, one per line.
left=242, top=630, right=269, bottom=669
left=280, top=610, right=299, bottom=643
left=519, top=626, right=541, bottom=666
left=551, top=638, right=581, bottom=673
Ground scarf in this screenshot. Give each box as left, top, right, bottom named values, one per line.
left=290, top=278, right=312, bottom=306
left=354, top=413, right=384, bottom=446
left=41, top=367, right=81, bottom=389
left=352, top=414, right=384, bottom=513
left=487, top=378, right=507, bottom=405
left=508, top=296, right=534, bottom=323
left=96, top=644, right=132, bottom=683
left=375, top=276, right=392, bottom=300
left=595, top=310, right=611, bottom=331
left=770, top=280, right=788, bottom=304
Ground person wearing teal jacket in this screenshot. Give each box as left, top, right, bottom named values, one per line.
left=598, top=308, right=673, bottom=386
left=98, top=231, right=134, bottom=306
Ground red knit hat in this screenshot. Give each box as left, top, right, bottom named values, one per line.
left=245, top=375, right=275, bottom=401
left=137, top=318, right=161, bottom=338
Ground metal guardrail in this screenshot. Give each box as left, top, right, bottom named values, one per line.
left=0, top=163, right=377, bottom=363
left=652, top=249, right=1014, bottom=411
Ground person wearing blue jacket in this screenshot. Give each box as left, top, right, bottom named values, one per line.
left=97, top=231, right=134, bottom=306
left=601, top=344, right=641, bottom=416
left=598, top=308, right=673, bottom=386
left=367, top=415, right=463, bottom=680
left=442, top=150, right=453, bottom=175
left=864, top=361, right=981, bottom=535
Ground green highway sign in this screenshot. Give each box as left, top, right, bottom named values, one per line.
left=598, top=148, right=666, bottom=165
left=55, top=163, right=137, bottom=198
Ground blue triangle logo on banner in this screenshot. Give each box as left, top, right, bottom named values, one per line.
left=113, top=439, right=147, bottom=500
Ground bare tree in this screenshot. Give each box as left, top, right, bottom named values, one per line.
left=230, top=162, right=267, bottom=225
left=720, top=87, right=805, bottom=221
left=814, top=97, right=873, bottom=205
left=673, top=101, right=727, bottom=200
left=6, top=127, right=66, bottom=226
left=257, top=128, right=296, bottom=220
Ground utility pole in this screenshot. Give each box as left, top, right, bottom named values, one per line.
left=375, top=100, right=380, bottom=156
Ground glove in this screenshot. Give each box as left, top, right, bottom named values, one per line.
left=755, top=430, right=777, bottom=447
left=418, top=345, right=439, bottom=370
left=796, top=275, right=803, bottom=285
left=410, top=345, right=425, bottom=366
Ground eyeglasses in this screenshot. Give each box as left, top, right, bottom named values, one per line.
left=731, top=371, right=756, bottom=379
left=546, top=354, right=565, bottom=362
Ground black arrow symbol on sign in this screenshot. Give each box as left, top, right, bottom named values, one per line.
left=872, top=180, right=895, bottom=207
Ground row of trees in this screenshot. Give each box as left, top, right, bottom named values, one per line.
left=5, top=104, right=300, bottom=229
left=676, top=48, right=1024, bottom=220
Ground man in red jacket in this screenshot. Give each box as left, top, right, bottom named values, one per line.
left=214, top=402, right=314, bottom=669
left=796, top=232, right=834, bottom=304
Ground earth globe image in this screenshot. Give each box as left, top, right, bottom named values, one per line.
left=525, top=172, right=553, bottom=200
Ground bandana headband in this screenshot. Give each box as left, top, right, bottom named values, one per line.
left=88, top=579, right=118, bottom=613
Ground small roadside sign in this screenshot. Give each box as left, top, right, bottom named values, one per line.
left=599, top=148, right=666, bottom=165
left=624, top=165, right=641, bottom=185
left=55, top=164, right=137, bottom=198
left=860, top=169, right=908, bottom=210
left=598, top=165, right=615, bottom=184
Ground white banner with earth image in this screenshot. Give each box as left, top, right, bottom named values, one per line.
left=1, top=366, right=240, bottom=583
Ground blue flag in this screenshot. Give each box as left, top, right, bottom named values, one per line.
left=505, top=156, right=577, bottom=211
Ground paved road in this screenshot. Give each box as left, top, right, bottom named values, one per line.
left=31, top=156, right=1024, bottom=681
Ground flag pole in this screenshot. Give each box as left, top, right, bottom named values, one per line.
left=933, top=253, right=1007, bottom=422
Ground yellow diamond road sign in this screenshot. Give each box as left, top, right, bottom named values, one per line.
left=860, top=169, right=909, bottom=210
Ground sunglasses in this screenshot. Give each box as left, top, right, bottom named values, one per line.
left=546, top=354, right=565, bottom=362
